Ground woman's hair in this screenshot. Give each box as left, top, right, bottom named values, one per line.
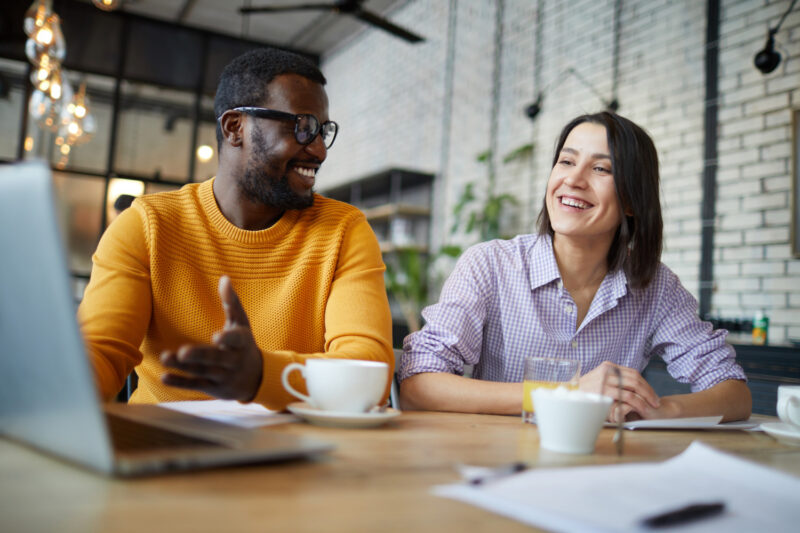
left=536, top=111, right=662, bottom=289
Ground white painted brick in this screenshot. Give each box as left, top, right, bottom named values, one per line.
left=718, top=212, right=761, bottom=230
left=744, top=93, right=790, bottom=115
left=768, top=327, right=788, bottom=344
left=712, top=191, right=741, bottom=211
left=789, top=325, right=800, bottom=338
left=765, top=209, right=792, bottom=225
left=741, top=261, right=785, bottom=276
left=742, top=192, right=788, bottom=211
left=788, top=262, right=800, bottom=275
left=739, top=160, right=788, bottom=179
left=745, top=227, right=790, bottom=244
left=766, top=244, right=794, bottom=260
left=321, top=0, right=799, bottom=340
left=714, top=262, right=741, bottom=277
left=715, top=277, right=761, bottom=291
left=716, top=166, right=742, bottom=182
left=742, top=126, right=789, bottom=147
left=712, top=293, right=740, bottom=308
left=721, top=83, right=765, bottom=106
left=720, top=116, right=764, bottom=136
left=764, top=176, right=791, bottom=192
left=715, top=230, right=744, bottom=246
left=762, top=277, right=800, bottom=291
left=738, top=292, right=788, bottom=308
left=765, top=108, right=793, bottom=127
left=790, top=294, right=800, bottom=307
left=718, top=179, right=760, bottom=198
left=721, top=245, right=764, bottom=261
left=769, top=309, right=800, bottom=325
left=767, top=74, right=800, bottom=94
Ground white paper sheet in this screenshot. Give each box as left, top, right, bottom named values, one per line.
left=160, top=400, right=298, bottom=428
left=433, top=441, right=800, bottom=532
left=601, top=416, right=760, bottom=431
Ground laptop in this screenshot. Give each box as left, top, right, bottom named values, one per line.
left=0, top=161, right=333, bottom=477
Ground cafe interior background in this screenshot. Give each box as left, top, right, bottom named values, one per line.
left=0, top=0, right=798, bottom=412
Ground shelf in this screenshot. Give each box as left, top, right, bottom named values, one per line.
left=362, top=203, right=431, bottom=221
left=379, top=243, right=429, bottom=254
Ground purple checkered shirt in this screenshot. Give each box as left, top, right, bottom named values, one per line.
left=400, top=234, right=746, bottom=390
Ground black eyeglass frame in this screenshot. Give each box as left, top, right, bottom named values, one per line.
left=226, top=106, right=339, bottom=149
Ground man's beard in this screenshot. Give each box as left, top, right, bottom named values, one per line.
left=239, top=127, right=315, bottom=210
left=240, top=167, right=314, bottom=210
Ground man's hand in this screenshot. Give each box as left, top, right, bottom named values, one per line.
left=578, top=361, right=661, bottom=422
left=160, top=276, right=263, bottom=402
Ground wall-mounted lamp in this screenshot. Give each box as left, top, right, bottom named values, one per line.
left=524, top=67, right=619, bottom=121
left=754, top=0, right=797, bottom=74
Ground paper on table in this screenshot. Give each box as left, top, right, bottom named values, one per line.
left=160, top=400, right=298, bottom=429
left=433, top=441, right=800, bottom=533
left=602, top=416, right=759, bottom=430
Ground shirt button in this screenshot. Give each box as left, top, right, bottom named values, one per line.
left=564, top=304, right=573, bottom=313
left=571, top=340, right=578, bottom=348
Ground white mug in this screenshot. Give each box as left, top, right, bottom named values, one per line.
left=533, top=387, right=613, bottom=454
left=777, top=385, right=800, bottom=430
left=281, top=359, right=389, bottom=413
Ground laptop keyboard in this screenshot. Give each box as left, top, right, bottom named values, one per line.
left=106, top=414, right=222, bottom=451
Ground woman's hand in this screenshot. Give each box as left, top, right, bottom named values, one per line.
left=578, top=361, right=661, bottom=422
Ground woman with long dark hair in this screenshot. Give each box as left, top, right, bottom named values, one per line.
left=399, top=112, right=751, bottom=422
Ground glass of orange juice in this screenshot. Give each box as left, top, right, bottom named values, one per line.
left=522, top=357, right=581, bottom=423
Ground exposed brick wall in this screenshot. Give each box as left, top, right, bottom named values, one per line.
left=322, top=0, right=800, bottom=343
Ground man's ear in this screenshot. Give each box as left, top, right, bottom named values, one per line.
left=219, top=110, right=244, bottom=148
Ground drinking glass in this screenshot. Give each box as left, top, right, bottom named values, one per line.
left=522, top=357, right=581, bottom=424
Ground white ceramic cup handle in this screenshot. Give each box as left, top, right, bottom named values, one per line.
left=777, top=395, right=800, bottom=427
left=281, top=363, right=312, bottom=404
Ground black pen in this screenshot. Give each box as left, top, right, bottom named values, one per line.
left=641, top=502, right=725, bottom=528
left=466, top=462, right=527, bottom=485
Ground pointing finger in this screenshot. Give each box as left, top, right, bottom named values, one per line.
left=218, top=275, right=251, bottom=329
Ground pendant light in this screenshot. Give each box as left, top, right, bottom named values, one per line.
left=24, top=13, right=66, bottom=68
left=92, top=0, right=123, bottom=12
left=23, top=0, right=52, bottom=36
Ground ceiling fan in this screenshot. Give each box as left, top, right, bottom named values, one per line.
left=240, top=0, right=425, bottom=43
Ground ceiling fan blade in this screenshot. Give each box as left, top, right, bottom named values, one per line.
left=353, top=9, right=425, bottom=43
left=240, top=4, right=336, bottom=14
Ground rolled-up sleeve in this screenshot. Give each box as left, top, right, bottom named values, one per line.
left=399, top=245, right=493, bottom=381
left=649, top=271, right=747, bottom=392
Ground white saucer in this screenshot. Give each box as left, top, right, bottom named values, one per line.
left=761, top=422, right=800, bottom=447
left=287, top=402, right=401, bottom=429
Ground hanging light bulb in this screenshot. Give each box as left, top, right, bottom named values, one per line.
left=31, top=65, right=68, bottom=101
left=92, top=0, right=123, bottom=12
left=60, top=79, right=95, bottom=145
left=23, top=0, right=52, bottom=37
left=30, top=53, right=55, bottom=88
left=25, top=13, right=66, bottom=68
left=29, top=75, right=72, bottom=132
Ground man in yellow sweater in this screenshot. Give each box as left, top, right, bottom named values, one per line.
left=78, top=48, right=393, bottom=410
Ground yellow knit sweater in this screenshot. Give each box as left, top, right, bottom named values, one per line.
left=78, top=178, right=393, bottom=409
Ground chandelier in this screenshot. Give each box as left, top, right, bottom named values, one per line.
left=23, top=0, right=103, bottom=167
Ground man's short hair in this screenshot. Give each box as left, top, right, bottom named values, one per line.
left=113, top=194, right=135, bottom=213
left=213, top=48, right=327, bottom=151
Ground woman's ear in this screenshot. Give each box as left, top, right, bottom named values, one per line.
left=219, top=110, right=244, bottom=148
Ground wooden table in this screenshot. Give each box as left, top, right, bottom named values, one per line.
left=1, top=411, right=798, bottom=533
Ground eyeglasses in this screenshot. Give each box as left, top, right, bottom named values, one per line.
left=228, top=106, right=339, bottom=149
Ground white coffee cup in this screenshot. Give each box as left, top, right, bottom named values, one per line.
left=281, top=359, right=389, bottom=413
left=533, top=386, right=613, bottom=454
left=777, top=385, right=800, bottom=430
